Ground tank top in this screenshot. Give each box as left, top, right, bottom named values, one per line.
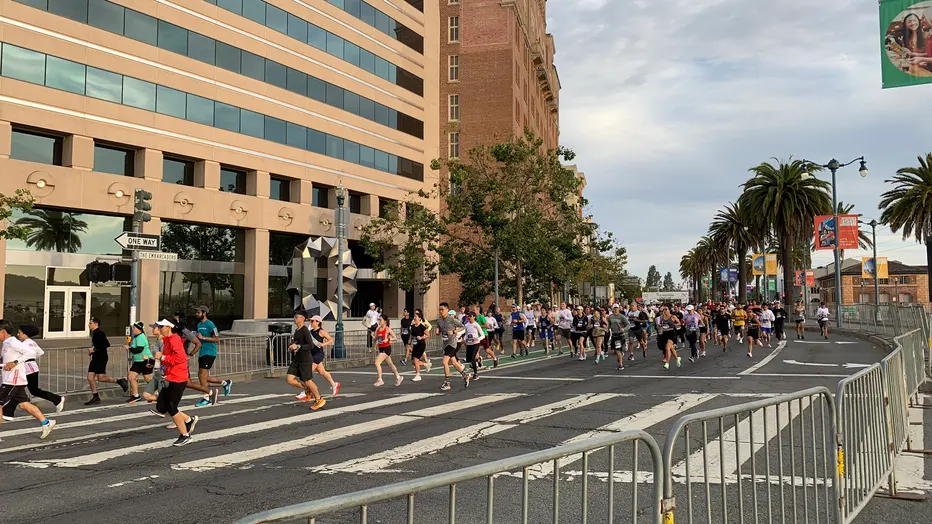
left=376, top=327, right=391, bottom=348
left=511, top=311, right=524, bottom=328
left=309, top=328, right=325, bottom=355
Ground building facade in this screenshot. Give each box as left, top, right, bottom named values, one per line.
left=438, top=0, right=560, bottom=307
left=816, top=260, right=930, bottom=306
left=0, top=0, right=440, bottom=338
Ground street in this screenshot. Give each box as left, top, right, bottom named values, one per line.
left=0, top=333, right=928, bottom=524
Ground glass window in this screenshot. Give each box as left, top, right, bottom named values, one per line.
left=375, top=57, right=389, bottom=80
left=45, top=55, right=85, bottom=95
left=163, top=157, right=194, bottom=186
left=448, top=55, right=459, bottom=81
left=2, top=44, right=46, bottom=85
left=15, top=0, right=48, bottom=9
left=88, top=0, right=124, bottom=34
left=326, top=32, right=344, bottom=59
left=307, top=129, right=326, bottom=155
left=220, top=168, right=246, bottom=194
left=312, top=186, right=328, bottom=208
left=343, top=42, right=359, bottom=67
left=94, top=144, right=134, bottom=176
left=10, top=129, right=62, bottom=165
left=286, top=68, right=307, bottom=96
left=187, top=32, right=216, bottom=65
left=6, top=209, right=130, bottom=256
left=157, top=20, right=188, bottom=56
left=266, top=4, right=288, bottom=33
left=360, top=3, right=375, bottom=26
left=375, top=11, right=392, bottom=35
left=156, top=85, right=187, bottom=119
left=308, top=24, right=327, bottom=51
left=343, top=90, right=360, bottom=115
left=242, top=0, right=265, bottom=24
left=374, top=103, right=389, bottom=127
left=374, top=150, right=389, bottom=172
left=48, top=0, right=88, bottom=23
left=359, top=145, right=374, bottom=169
left=358, top=48, right=375, bottom=74
left=264, top=116, right=287, bottom=145
left=240, top=109, right=264, bottom=139
left=241, top=50, right=265, bottom=81
left=343, top=141, right=359, bottom=164
left=285, top=123, right=306, bottom=150
left=161, top=221, right=246, bottom=263
left=265, top=60, right=287, bottom=90
left=124, top=9, right=158, bottom=46
left=186, top=93, right=214, bottom=126
left=87, top=66, right=123, bottom=104
left=448, top=94, right=459, bottom=121
left=448, top=132, right=460, bottom=159
left=269, top=177, right=291, bottom=202
left=308, top=76, right=327, bottom=102
left=218, top=0, right=243, bottom=15
left=214, top=101, right=241, bottom=132
left=359, top=98, right=375, bottom=121
left=122, top=76, right=156, bottom=111
left=325, top=135, right=343, bottom=159
left=448, top=16, right=459, bottom=42
left=287, top=13, right=307, bottom=42
left=345, top=0, right=361, bottom=17
left=214, top=42, right=241, bottom=74
left=326, top=83, right=343, bottom=108
left=388, top=154, right=397, bottom=174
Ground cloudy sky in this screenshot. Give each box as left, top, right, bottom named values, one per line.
left=547, top=0, right=932, bottom=283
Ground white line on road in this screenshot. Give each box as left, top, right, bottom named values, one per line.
left=108, top=475, right=160, bottom=488
left=470, top=375, right=585, bottom=382
left=593, top=375, right=741, bottom=380
left=738, top=339, right=787, bottom=375
left=310, top=393, right=623, bottom=475
left=750, top=373, right=850, bottom=378
left=173, top=393, right=519, bottom=472
left=1, top=393, right=251, bottom=423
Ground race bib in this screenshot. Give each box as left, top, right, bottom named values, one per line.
left=613, top=339, right=623, bottom=349
left=466, top=334, right=476, bottom=344
left=401, top=328, right=409, bottom=335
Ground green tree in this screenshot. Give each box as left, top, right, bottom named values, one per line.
left=709, top=201, right=760, bottom=304
left=0, top=189, right=35, bottom=241
left=878, top=153, right=932, bottom=302
left=679, top=249, right=703, bottom=302
left=15, top=209, right=88, bottom=252
left=662, top=271, right=675, bottom=291
left=740, top=159, right=831, bottom=301
left=645, top=265, right=661, bottom=289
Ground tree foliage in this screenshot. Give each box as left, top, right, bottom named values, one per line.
left=0, top=189, right=35, bottom=242
left=645, top=265, right=661, bottom=289
left=662, top=272, right=675, bottom=291
left=15, top=208, right=88, bottom=253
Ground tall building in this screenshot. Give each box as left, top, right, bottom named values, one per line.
left=0, top=0, right=439, bottom=338
left=438, top=0, right=560, bottom=307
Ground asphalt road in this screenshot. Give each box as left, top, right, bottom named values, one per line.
left=0, top=331, right=928, bottom=524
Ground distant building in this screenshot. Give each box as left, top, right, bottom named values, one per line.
left=816, top=260, right=929, bottom=305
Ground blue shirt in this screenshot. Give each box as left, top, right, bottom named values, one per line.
left=197, top=320, right=219, bottom=357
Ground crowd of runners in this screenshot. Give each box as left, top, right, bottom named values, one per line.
left=0, top=299, right=834, bottom=446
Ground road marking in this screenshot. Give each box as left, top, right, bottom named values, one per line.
left=593, top=375, right=740, bottom=380
left=13, top=394, right=440, bottom=467
left=750, top=373, right=850, bottom=378
left=782, top=359, right=840, bottom=368
left=108, top=475, right=159, bottom=488
left=0, top=393, right=250, bottom=424
left=738, top=339, right=787, bottom=375
left=173, top=393, right=519, bottom=472
left=310, top=393, right=623, bottom=475
left=468, top=375, right=584, bottom=382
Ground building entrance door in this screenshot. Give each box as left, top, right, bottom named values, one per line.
left=43, top=286, right=91, bottom=339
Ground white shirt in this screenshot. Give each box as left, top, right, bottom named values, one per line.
left=817, top=307, right=830, bottom=320
left=464, top=321, right=485, bottom=345
left=485, top=316, right=498, bottom=331
left=363, top=309, right=380, bottom=328
left=2, top=337, right=30, bottom=386
left=760, top=310, right=775, bottom=328
left=21, top=338, right=44, bottom=375
left=524, top=309, right=536, bottom=327
left=557, top=309, right=573, bottom=329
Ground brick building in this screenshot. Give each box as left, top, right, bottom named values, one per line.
left=438, top=0, right=561, bottom=308
left=816, top=260, right=930, bottom=306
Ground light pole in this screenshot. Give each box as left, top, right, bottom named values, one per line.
left=859, top=219, right=879, bottom=306
left=591, top=231, right=598, bottom=306
left=801, top=157, right=868, bottom=328
left=334, top=184, right=346, bottom=356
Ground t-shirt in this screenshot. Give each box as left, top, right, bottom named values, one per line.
left=795, top=306, right=806, bottom=320
left=817, top=307, right=830, bottom=320
left=608, top=313, right=629, bottom=335
left=363, top=309, right=380, bottom=328
left=476, top=314, right=489, bottom=336
left=91, top=329, right=110, bottom=358
left=760, top=310, right=775, bottom=328
left=179, top=327, right=200, bottom=354
left=714, top=312, right=731, bottom=329
left=160, top=333, right=189, bottom=383
left=572, top=315, right=589, bottom=333
left=129, top=333, right=153, bottom=362
left=557, top=309, right=573, bottom=329
left=772, top=308, right=787, bottom=325
left=493, top=313, right=504, bottom=332
left=400, top=317, right=412, bottom=337
left=197, top=320, right=219, bottom=357
left=409, top=322, right=428, bottom=343
left=436, top=317, right=464, bottom=348
left=1, top=337, right=29, bottom=386
left=464, top=321, right=484, bottom=346
left=485, top=316, right=498, bottom=331
left=524, top=309, right=536, bottom=327
left=684, top=313, right=701, bottom=331
left=732, top=309, right=747, bottom=327
left=291, top=325, right=314, bottom=362
left=22, top=339, right=43, bottom=375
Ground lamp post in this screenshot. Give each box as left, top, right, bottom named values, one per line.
left=859, top=219, right=880, bottom=306
left=334, top=183, right=346, bottom=356
left=591, top=231, right=598, bottom=306
left=801, top=157, right=868, bottom=328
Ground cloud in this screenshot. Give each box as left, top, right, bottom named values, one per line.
left=548, top=0, right=932, bottom=281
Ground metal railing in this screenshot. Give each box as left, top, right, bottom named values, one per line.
left=662, top=387, right=838, bottom=524
left=830, top=304, right=929, bottom=338
left=232, top=430, right=664, bottom=524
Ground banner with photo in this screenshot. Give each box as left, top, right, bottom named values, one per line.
left=765, top=254, right=778, bottom=274
left=719, top=268, right=738, bottom=283
left=814, top=214, right=859, bottom=251
left=751, top=254, right=779, bottom=276
left=795, top=270, right=816, bottom=287
left=881, top=0, right=932, bottom=89
left=862, top=257, right=889, bottom=279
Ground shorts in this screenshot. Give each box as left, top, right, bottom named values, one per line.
left=144, top=370, right=167, bottom=396
left=312, top=352, right=325, bottom=365
left=747, top=329, right=760, bottom=340
left=658, top=331, right=675, bottom=350
left=512, top=329, right=525, bottom=340
left=559, top=328, right=571, bottom=339
left=88, top=356, right=108, bottom=375
left=570, top=332, right=582, bottom=344
left=540, top=328, right=553, bottom=340
left=401, top=334, right=411, bottom=346
left=716, top=326, right=730, bottom=336
left=796, top=319, right=806, bottom=324
left=130, top=360, right=154, bottom=375
left=480, top=336, right=491, bottom=348
left=761, top=327, right=772, bottom=334
left=699, top=327, right=708, bottom=335
left=818, top=319, right=828, bottom=326
left=527, top=326, right=537, bottom=336
left=378, top=345, right=392, bottom=356
left=443, top=345, right=459, bottom=358
left=412, top=341, right=427, bottom=360
left=0, top=384, right=30, bottom=408
left=610, top=334, right=626, bottom=350
left=198, top=355, right=217, bottom=370
left=155, top=381, right=187, bottom=417
left=287, top=360, right=314, bottom=381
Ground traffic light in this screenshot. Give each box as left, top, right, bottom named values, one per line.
left=134, top=188, right=152, bottom=223
left=86, top=261, right=111, bottom=283
left=110, top=263, right=132, bottom=282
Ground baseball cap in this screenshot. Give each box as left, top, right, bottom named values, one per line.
left=369, top=303, right=376, bottom=307
left=132, top=321, right=145, bottom=331
left=148, top=322, right=160, bottom=329
left=155, top=319, right=175, bottom=328
left=195, top=305, right=210, bottom=313
left=512, top=303, right=519, bottom=308
left=310, top=315, right=323, bottom=323
left=448, top=310, right=457, bottom=317
left=686, top=305, right=694, bottom=311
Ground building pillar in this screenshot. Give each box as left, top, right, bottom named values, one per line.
left=0, top=237, right=7, bottom=313
left=195, top=160, right=220, bottom=190
left=134, top=149, right=163, bottom=181
left=382, top=280, right=405, bottom=318
left=293, top=180, right=313, bottom=205
left=63, top=135, right=94, bottom=171
left=248, top=170, right=270, bottom=198
left=362, top=195, right=378, bottom=217
left=0, top=121, right=11, bottom=159
left=137, top=217, right=162, bottom=325
left=244, top=228, right=270, bottom=320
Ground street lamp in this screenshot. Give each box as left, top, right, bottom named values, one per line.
left=591, top=231, right=599, bottom=306
left=859, top=219, right=880, bottom=306
left=334, top=183, right=346, bottom=356
left=800, top=156, right=868, bottom=328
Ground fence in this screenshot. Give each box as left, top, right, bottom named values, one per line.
left=820, top=304, right=930, bottom=338
left=232, top=430, right=664, bottom=524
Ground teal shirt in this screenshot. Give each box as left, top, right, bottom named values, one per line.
left=197, top=320, right=219, bottom=357
left=129, top=333, right=152, bottom=362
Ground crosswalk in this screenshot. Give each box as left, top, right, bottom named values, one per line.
left=1, top=388, right=928, bottom=496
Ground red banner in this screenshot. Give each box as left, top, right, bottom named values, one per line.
left=814, top=214, right=859, bottom=251
left=795, top=270, right=816, bottom=287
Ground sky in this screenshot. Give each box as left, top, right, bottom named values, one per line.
left=546, top=0, right=932, bottom=283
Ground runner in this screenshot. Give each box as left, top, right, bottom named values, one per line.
left=509, top=304, right=528, bottom=358
left=524, top=304, right=537, bottom=349
left=399, top=309, right=412, bottom=365
left=362, top=303, right=380, bottom=350
left=284, top=312, right=326, bottom=410
left=772, top=300, right=787, bottom=342
left=0, top=320, right=56, bottom=439
left=538, top=306, right=554, bottom=354
left=760, top=303, right=775, bottom=348
left=436, top=303, right=470, bottom=391
left=307, top=315, right=340, bottom=397
left=590, top=310, right=607, bottom=364
left=172, top=313, right=212, bottom=402
left=151, top=319, right=200, bottom=445
left=373, top=315, right=403, bottom=387
left=698, top=307, right=709, bottom=357
left=732, top=303, right=747, bottom=343
left=714, top=304, right=731, bottom=352
left=794, top=300, right=807, bottom=339
left=141, top=322, right=165, bottom=404
left=556, top=302, right=573, bottom=356
left=409, top=311, right=432, bottom=381
left=608, top=305, right=630, bottom=370
left=571, top=306, right=589, bottom=360
left=817, top=302, right=830, bottom=339
left=2, top=325, right=64, bottom=420
left=463, top=311, right=485, bottom=380
left=84, top=317, right=128, bottom=405
left=746, top=307, right=761, bottom=358
left=683, top=305, right=701, bottom=362
left=193, top=306, right=231, bottom=407
left=657, top=306, right=682, bottom=370
left=481, top=308, right=500, bottom=367
left=124, top=321, right=155, bottom=404
left=492, top=307, right=505, bottom=354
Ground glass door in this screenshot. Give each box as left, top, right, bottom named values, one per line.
left=43, top=286, right=91, bottom=339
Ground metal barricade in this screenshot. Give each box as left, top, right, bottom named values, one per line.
left=37, top=345, right=130, bottom=394
left=662, top=387, right=838, bottom=524
left=195, top=335, right=272, bottom=378
left=233, top=430, right=664, bottom=524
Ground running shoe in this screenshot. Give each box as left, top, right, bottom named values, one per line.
left=210, top=389, right=219, bottom=406
left=185, top=415, right=199, bottom=434
left=748, top=352, right=753, bottom=358
left=471, top=374, right=480, bottom=381
left=332, top=382, right=341, bottom=397
left=222, top=380, right=233, bottom=396
left=400, top=359, right=407, bottom=366
left=195, top=397, right=211, bottom=408
left=39, top=419, right=56, bottom=440
left=149, top=408, right=165, bottom=418
left=395, top=376, right=404, bottom=387
left=578, top=355, right=586, bottom=361
left=166, top=422, right=177, bottom=429
left=617, top=365, right=624, bottom=370
left=463, top=373, right=471, bottom=388
left=558, top=350, right=563, bottom=356
left=116, top=378, right=129, bottom=392
left=676, top=357, right=682, bottom=367
left=1, top=415, right=14, bottom=422
left=701, top=351, right=707, bottom=357
left=56, top=397, right=65, bottom=413
left=310, top=397, right=326, bottom=410
left=663, top=362, right=670, bottom=370
left=425, top=360, right=433, bottom=373
left=374, top=379, right=384, bottom=387
left=173, top=434, right=193, bottom=447
left=511, top=354, right=517, bottom=359
left=84, top=396, right=101, bottom=406
left=296, top=391, right=307, bottom=401
left=440, top=382, right=451, bottom=391
left=413, top=374, right=422, bottom=382
left=126, top=395, right=140, bottom=404
left=628, top=354, right=634, bottom=361
left=493, top=359, right=499, bottom=368
left=689, top=357, right=695, bottom=363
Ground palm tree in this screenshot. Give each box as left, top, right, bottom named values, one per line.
left=15, top=209, right=88, bottom=253
left=680, top=248, right=702, bottom=302
left=740, top=159, right=832, bottom=301
left=709, top=201, right=760, bottom=304
left=878, top=153, right=932, bottom=302
left=694, top=235, right=725, bottom=301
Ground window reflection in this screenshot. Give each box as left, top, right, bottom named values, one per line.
left=6, top=208, right=128, bottom=255
left=159, top=272, right=244, bottom=331
left=161, top=221, right=245, bottom=262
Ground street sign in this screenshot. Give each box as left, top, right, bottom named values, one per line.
left=115, top=232, right=161, bottom=251
left=841, top=306, right=857, bottom=314
left=138, top=251, right=178, bottom=261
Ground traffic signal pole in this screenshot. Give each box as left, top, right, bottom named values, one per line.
left=130, top=189, right=153, bottom=325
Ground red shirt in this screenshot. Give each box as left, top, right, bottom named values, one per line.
left=160, top=333, right=189, bottom=383
left=376, top=327, right=391, bottom=348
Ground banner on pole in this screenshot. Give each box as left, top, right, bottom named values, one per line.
left=814, top=214, right=859, bottom=251
left=752, top=254, right=764, bottom=276
left=880, top=0, right=932, bottom=89
left=795, top=270, right=816, bottom=287
left=719, top=268, right=738, bottom=283
left=751, top=254, right=777, bottom=276
left=861, top=257, right=889, bottom=279
left=765, top=254, right=777, bottom=274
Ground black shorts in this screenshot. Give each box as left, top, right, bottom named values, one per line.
left=512, top=329, right=525, bottom=340
left=401, top=334, right=411, bottom=345
left=0, top=384, right=30, bottom=408
left=412, top=342, right=426, bottom=360
left=198, top=355, right=217, bottom=370
left=378, top=345, right=392, bottom=356
left=610, top=334, right=626, bottom=350
left=287, top=360, right=314, bottom=381
left=559, top=328, right=571, bottom=339
left=658, top=331, right=676, bottom=349
left=155, top=381, right=187, bottom=417
left=571, top=332, right=582, bottom=344
left=130, top=360, right=154, bottom=375
left=312, top=352, right=325, bottom=365
left=699, top=327, right=708, bottom=335
left=88, top=355, right=108, bottom=375
left=716, top=325, right=730, bottom=336
left=796, top=318, right=806, bottom=324
left=747, top=329, right=760, bottom=340
left=443, top=345, right=459, bottom=358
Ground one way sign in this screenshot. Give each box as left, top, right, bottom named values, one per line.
left=115, top=232, right=161, bottom=251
